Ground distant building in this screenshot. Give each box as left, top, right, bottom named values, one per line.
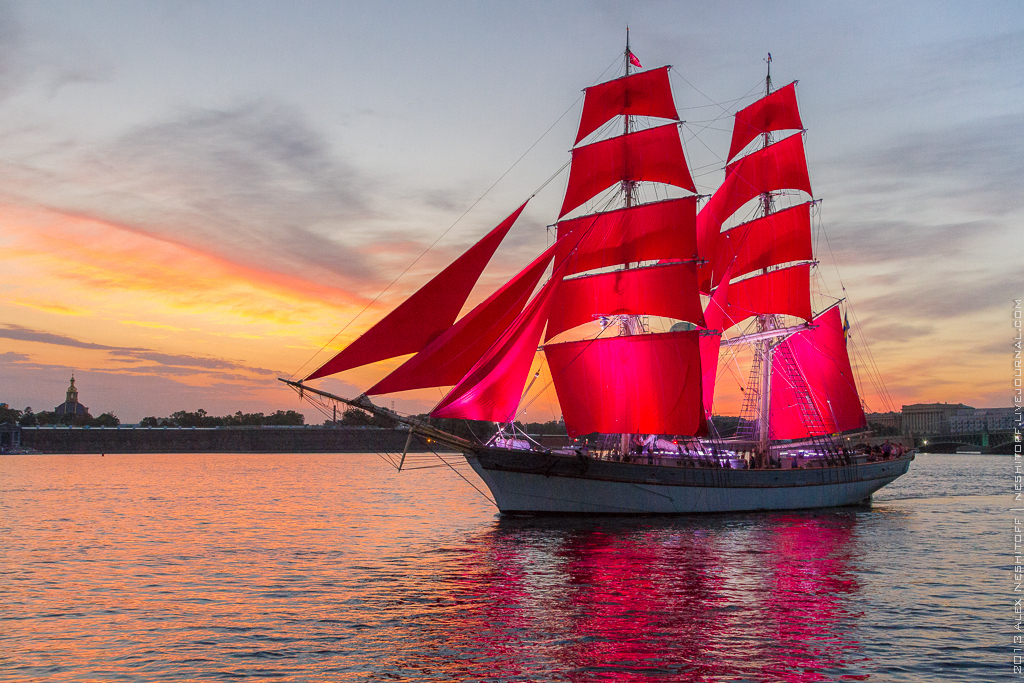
left=901, top=403, right=972, bottom=436
left=948, top=407, right=1017, bottom=434
left=54, top=375, right=90, bottom=417
left=865, top=411, right=901, bottom=429
left=0, top=421, right=19, bottom=452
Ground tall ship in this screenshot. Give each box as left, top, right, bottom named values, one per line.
left=282, top=38, right=912, bottom=514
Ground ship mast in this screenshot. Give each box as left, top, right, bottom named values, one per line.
left=620, top=27, right=636, bottom=456
left=755, top=54, right=776, bottom=456
left=619, top=29, right=642, bottom=335
left=623, top=27, right=636, bottom=208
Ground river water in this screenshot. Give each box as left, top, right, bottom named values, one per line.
left=0, top=452, right=1006, bottom=681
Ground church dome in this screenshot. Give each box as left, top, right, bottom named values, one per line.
left=55, top=375, right=88, bottom=416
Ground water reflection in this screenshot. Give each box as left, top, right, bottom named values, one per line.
left=427, top=512, right=870, bottom=681
left=1, top=454, right=1002, bottom=681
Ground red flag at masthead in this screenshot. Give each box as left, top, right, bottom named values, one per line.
left=628, top=51, right=642, bottom=68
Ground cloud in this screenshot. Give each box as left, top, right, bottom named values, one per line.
left=0, top=324, right=280, bottom=376
left=820, top=218, right=986, bottom=265
left=823, top=113, right=1024, bottom=217
left=859, top=269, right=1024, bottom=321
left=0, top=6, right=114, bottom=103
left=107, top=350, right=279, bottom=375
left=814, top=112, right=1023, bottom=317
left=63, top=102, right=385, bottom=285
left=903, top=30, right=1024, bottom=106
left=0, top=359, right=312, bottom=422
left=0, top=323, right=122, bottom=350
left=0, top=5, right=24, bottom=101
left=12, top=298, right=91, bottom=316
left=854, top=321, right=934, bottom=345
left=0, top=102, right=435, bottom=296
left=0, top=96, right=535, bottom=303
left=0, top=202, right=367, bottom=323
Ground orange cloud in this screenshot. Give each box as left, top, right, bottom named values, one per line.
left=12, top=299, right=92, bottom=316
left=0, top=204, right=366, bottom=320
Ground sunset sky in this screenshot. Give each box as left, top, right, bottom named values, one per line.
left=0, top=1, right=1021, bottom=423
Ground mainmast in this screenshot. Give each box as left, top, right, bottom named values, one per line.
left=546, top=37, right=701, bottom=444
left=622, top=27, right=637, bottom=209
left=755, top=53, right=776, bottom=455
left=760, top=54, right=775, bottom=217
left=618, top=28, right=642, bottom=338
left=620, top=26, right=636, bottom=456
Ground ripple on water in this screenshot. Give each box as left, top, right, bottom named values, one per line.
left=0, top=451, right=1005, bottom=682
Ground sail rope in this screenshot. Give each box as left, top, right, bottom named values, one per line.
left=417, top=439, right=497, bottom=507
left=510, top=318, right=618, bottom=424
left=290, top=77, right=608, bottom=382
left=292, top=53, right=624, bottom=382
left=435, top=189, right=624, bottom=423
left=293, top=58, right=893, bottom=454
left=670, top=68, right=763, bottom=119
left=509, top=77, right=770, bottom=431
left=500, top=180, right=621, bottom=422
left=811, top=209, right=897, bottom=413
left=670, top=69, right=763, bottom=186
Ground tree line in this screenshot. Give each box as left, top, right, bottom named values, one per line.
left=0, top=405, right=305, bottom=428
left=1, top=405, right=120, bottom=427
left=139, top=409, right=305, bottom=427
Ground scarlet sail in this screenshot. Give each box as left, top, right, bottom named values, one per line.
left=575, top=66, right=678, bottom=144
left=769, top=306, right=866, bottom=439
left=367, top=244, right=557, bottom=395
left=698, top=264, right=733, bottom=418
left=698, top=202, right=813, bottom=292
left=697, top=133, right=811, bottom=256
left=305, top=203, right=527, bottom=381
left=560, top=124, right=695, bottom=218
left=545, top=331, right=704, bottom=437
left=545, top=263, right=704, bottom=341
left=431, top=262, right=568, bottom=423
left=717, top=263, right=812, bottom=331
left=555, top=197, right=697, bottom=276
left=728, top=82, right=804, bottom=162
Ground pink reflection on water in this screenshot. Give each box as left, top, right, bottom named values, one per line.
left=445, top=514, right=869, bottom=681
left=2, top=454, right=881, bottom=681
left=759, top=517, right=868, bottom=682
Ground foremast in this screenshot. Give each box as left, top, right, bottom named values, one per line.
left=731, top=54, right=819, bottom=455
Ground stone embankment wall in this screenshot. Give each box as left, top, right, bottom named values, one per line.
left=19, top=426, right=434, bottom=454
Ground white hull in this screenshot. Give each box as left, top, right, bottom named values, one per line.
left=465, top=449, right=912, bottom=514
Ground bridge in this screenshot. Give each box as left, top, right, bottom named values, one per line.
left=915, top=430, right=1017, bottom=454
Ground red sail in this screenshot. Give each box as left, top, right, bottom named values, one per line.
left=696, top=133, right=811, bottom=257
left=305, top=203, right=527, bottom=381
left=545, top=263, right=704, bottom=341
left=698, top=202, right=813, bottom=292
left=545, top=331, right=704, bottom=437
left=699, top=334, right=722, bottom=420
left=554, top=197, right=697, bottom=276
left=431, top=262, right=567, bottom=423
left=719, top=264, right=812, bottom=331
left=728, top=82, right=804, bottom=162
left=367, top=243, right=557, bottom=395
left=560, top=124, right=695, bottom=218
left=575, top=66, right=679, bottom=144
left=703, top=262, right=733, bottom=332
left=698, top=264, right=733, bottom=418
left=769, top=306, right=867, bottom=439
